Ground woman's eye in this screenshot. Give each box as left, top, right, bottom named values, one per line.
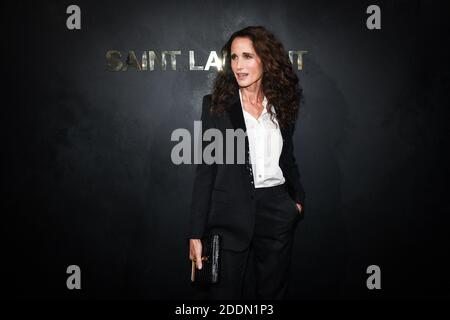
left=231, top=55, right=251, bottom=60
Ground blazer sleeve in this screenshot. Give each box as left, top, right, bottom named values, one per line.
left=187, top=95, right=217, bottom=240
left=284, top=123, right=306, bottom=208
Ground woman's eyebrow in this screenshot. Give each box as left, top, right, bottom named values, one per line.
left=231, top=52, right=253, bottom=56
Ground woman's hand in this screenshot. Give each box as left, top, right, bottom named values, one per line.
left=189, top=239, right=203, bottom=270
left=295, top=202, right=303, bottom=214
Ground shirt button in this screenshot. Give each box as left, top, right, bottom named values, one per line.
left=258, top=174, right=262, bottom=178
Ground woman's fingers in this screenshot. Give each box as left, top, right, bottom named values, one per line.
left=195, top=243, right=203, bottom=270
left=189, top=239, right=203, bottom=270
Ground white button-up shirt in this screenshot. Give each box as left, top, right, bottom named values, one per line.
left=239, top=89, right=286, bottom=188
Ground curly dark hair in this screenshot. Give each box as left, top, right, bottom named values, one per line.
left=211, top=26, right=303, bottom=129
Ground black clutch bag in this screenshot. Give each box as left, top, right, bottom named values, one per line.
left=191, top=234, right=221, bottom=285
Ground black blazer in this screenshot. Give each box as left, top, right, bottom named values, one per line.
left=188, top=89, right=306, bottom=251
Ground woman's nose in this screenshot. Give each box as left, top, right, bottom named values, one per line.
left=236, top=57, right=243, bottom=69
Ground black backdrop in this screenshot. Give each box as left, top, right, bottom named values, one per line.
left=4, top=0, right=449, bottom=299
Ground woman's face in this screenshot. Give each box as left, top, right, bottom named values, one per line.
left=230, top=37, right=263, bottom=88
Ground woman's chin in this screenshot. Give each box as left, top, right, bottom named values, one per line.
left=237, top=79, right=252, bottom=87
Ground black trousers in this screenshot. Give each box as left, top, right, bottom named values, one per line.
left=193, top=183, right=301, bottom=300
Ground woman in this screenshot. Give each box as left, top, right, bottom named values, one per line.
left=188, top=26, right=306, bottom=300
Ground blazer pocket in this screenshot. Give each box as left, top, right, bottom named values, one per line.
left=283, top=193, right=302, bottom=218
left=291, top=198, right=304, bottom=220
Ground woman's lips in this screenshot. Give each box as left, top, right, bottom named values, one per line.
left=237, top=73, right=248, bottom=80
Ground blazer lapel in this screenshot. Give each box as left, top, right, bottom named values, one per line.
left=227, top=89, right=254, bottom=186
left=228, top=89, right=247, bottom=133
